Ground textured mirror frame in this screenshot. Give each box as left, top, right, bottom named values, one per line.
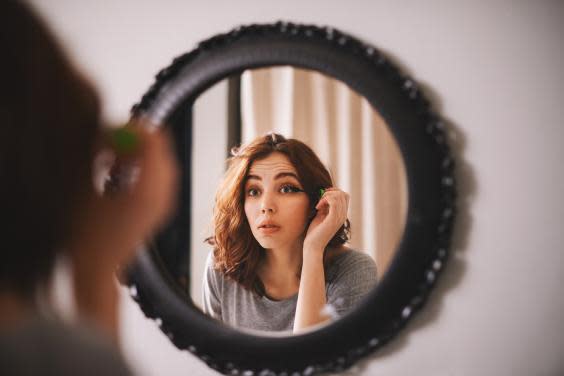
left=123, top=22, right=456, bottom=375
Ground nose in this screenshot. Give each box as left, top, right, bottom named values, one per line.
left=260, top=191, right=276, bottom=214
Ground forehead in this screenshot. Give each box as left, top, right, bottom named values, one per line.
left=248, top=152, right=297, bottom=176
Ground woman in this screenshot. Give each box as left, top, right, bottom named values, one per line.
left=203, top=133, right=376, bottom=333
left=0, top=2, right=178, bottom=374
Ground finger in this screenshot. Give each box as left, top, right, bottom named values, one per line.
left=134, top=129, right=178, bottom=213
left=111, top=128, right=178, bottom=230
left=319, top=193, right=342, bottom=220
left=322, top=187, right=340, bottom=196
left=321, top=191, right=347, bottom=223
left=319, top=190, right=345, bottom=208
left=341, top=194, right=349, bottom=223
left=334, top=191, right=349, bottom=214
left=320, top=189, right=346, bottom=198
left=315, top=191, right=335, bottom=209
left=315, top=196, right=329, bottom=211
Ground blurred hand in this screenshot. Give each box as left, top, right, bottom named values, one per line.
left=69, top=122, right=179, bottom=268
left=303, top=187, right=349, bottom=254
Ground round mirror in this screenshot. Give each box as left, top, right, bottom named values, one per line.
left=125, top=22, right=455, bottom=375
left=186, top=66, right=407, bottom=335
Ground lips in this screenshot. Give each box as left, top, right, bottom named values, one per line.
left=258, top=220, right=281, bottom=234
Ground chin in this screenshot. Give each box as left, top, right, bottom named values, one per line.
left=256, top=235, right=290, bottom=250
left=256, top=239, right=277, bottom=249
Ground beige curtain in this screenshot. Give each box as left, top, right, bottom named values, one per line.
left=240, top=67, right=407, bottom=276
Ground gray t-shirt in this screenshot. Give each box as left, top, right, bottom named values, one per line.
left=202, top=250, right=377, bottom=333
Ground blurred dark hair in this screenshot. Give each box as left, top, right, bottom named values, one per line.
left=0, top=1, right=100, bottom=298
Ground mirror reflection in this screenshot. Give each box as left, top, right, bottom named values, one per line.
left=187, top=66, right=407, bottom=335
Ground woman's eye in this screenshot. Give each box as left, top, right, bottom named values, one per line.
left=247, top=188, right=260, bottom=197
left=280, top=185, right=300, bottom=193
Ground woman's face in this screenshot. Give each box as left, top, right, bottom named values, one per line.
left=244, top=152, right=310, bottom=251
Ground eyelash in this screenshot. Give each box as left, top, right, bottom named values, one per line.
left=246, top=184, right=302, bottom=197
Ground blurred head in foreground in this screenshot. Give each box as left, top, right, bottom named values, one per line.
left=0, top=1, right=101, bottom=299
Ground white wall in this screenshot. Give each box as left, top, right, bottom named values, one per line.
left=28, top=0, right=564, bottom=375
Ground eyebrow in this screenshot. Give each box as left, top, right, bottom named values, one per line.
left=246, top=171, right=300, bottom=182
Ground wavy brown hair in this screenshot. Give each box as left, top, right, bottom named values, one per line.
left=206, top=133, right=350, bottom=295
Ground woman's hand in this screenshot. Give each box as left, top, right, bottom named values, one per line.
left=303, top=187, right=349, bottom=254
left=67, top=122, right=179, bottom=342
left=295, top=188, right=348, bottom=332
left=69, top=122, right=179, bottom=268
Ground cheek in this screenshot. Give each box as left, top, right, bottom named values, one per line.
left=244, top=200, right=257, bottom=224
left=284, top=199, right=310, bottom=229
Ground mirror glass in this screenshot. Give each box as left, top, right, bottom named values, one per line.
left=173, top=66, right=407, bottom=336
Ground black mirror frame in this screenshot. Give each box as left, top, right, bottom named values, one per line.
left=124, top=22, right=456, bottom=376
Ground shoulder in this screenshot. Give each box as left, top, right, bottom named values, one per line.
left=204, top=251, right=225, bottom=284
left=205, top=250, right=215, bottom=270
left=324, top=247, right=378, bottom=316
left=326, top=247, right=377, bottom=283
left=0, top=318, right=132, bottom=375
left=203, top=250, right=242, bottom=293
left=327, top=246, right=377, bottom=270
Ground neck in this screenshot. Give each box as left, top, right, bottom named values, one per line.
left=258, top=240, right=303, bottom=299
left=262, top=241, right=303, bottom=274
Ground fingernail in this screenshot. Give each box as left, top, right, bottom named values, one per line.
left=319, top=188, right=325, bottom=198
